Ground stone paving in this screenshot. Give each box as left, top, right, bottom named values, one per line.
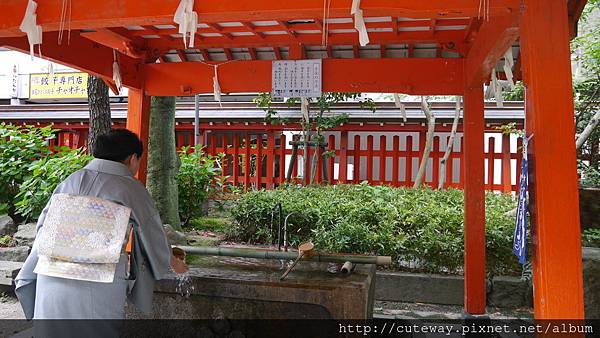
left=374, top=300, right=533, bottom=320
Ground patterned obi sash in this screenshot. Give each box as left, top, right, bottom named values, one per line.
left=34, top=194, right=132, bottom=283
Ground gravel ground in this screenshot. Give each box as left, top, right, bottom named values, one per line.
left=0, top=295, right=25, bottom=319
left=374, top=300, right=534, bottom=320
left=0, top=294, right=534, bottom=321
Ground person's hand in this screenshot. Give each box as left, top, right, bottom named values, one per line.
left=170, top=255, right=189, bottom=274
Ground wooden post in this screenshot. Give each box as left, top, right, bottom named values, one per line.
left=459, top=137, right=465, bottom=189
left=432, top=136, right=440, bottom=188
left=392, top=135, right=400, bottom=186
left=501, top=134, right=512, bottom=193
left=256, top=134, right=263, bottom=189
left=406, top=136, right=414, bottom=186
left=463, top=85, right=486, bottom=314
left=339, top=131, right=349, bottom=183
left=222, top=133, right=229, bottom=178
left=279, top=134, right=287, bottom=185
left=353, top=135, right=361, bottom=183
left=126, top=87, right=150, bottom=184
left=244, top=133, right=251, bottom=190
left=379, top=135, right=387, bottom=185
left=367, top=135, right=374, bottom=183
left=487, top=137, right=495, bottom=190
left=266, top=131, right=275, bottom=189
left=232, top=134, right=240, bottom=187
left=521, top=0, right=584, bottom=319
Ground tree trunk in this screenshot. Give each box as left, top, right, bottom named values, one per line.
left=438, top=97, right=461, bottom=189
left=576, top=110, right=600, bottom=150
left=414, top=97, right=435, bottom=187
left=87, top=75, right=112, bottom=154
left=147, top=96, right=182, bottom=230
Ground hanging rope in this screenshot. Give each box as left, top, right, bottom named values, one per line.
left=19, top=0, right=43, bottom=60
left=58, top=0, right=72, bottom=45
left=321, top=0, right=332, bottom=47
left=197, top=59, right=239, bottom=106
left=174, top=0, right=198, bottom=49
left=478, top=0, right=490, bottom=21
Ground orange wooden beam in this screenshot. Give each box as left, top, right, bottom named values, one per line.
left=80, top=28, right=146, bottom=59
left=521, top=0, right=584, bottom=320
left=129, top=18, right=471, bottom=38
left=464, top=14, right=520, bottom=88
left=143, top=58, right=464, bottom=96
left=463, top=85, right=486, bottom=315
left=145, top=30, right=468, bottom=53
left=0, top=31, right=143, bottom=89
left=126, top=87, right=151, bottom=184
left=0, top=0, right=521, bottom=37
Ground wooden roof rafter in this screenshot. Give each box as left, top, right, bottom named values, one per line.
left=0, top=0, right=522, bottom=37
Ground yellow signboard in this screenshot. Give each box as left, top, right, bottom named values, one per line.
left=30, top=72, right=88, bottom=99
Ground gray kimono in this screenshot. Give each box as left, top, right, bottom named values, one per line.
left=15, top=158, right=172, bottom=319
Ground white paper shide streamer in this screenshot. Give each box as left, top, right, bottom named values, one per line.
left=112, top=50, right=122, bottom=93
left=174, top=0, right=198, bottom=49
left=48, top=62, right=54, bottom=79
left=491, top=70, right=504, bottom=108
left=503, top=48, right=515, bottom=90
left=351, top=0, right=370, bottom=46
left=301, top=98, right=310, bottom=124
left=213, top=65, right=222, bottom=106
left=393, top=93, right=407, bottom=122
left=19, top=0, right=43, bottom=59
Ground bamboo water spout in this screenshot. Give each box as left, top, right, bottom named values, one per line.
left=176, top=246, right=392, bottom=266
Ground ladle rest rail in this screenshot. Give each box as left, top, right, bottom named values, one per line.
left=176, top=246, right=391, bottom=266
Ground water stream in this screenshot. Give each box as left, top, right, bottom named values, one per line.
left=175, top=272, right=195, bottom=298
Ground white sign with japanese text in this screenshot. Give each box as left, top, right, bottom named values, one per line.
left=271, top=59, right=322, bottom=98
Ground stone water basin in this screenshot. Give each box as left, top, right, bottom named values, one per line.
left=127, top=253, right=376, bottom=320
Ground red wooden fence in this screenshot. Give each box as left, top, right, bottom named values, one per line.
left=46, top=121, right=523, bottom=193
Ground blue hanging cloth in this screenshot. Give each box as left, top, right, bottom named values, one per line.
left=513, top=136, right=531, bottom=265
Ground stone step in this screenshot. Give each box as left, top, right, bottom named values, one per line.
left=0, top=261, right=23, bottom=286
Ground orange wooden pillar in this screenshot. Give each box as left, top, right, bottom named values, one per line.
left=126, top=87, right=151, bottom=184
left=463, top=85, right=486, bottom=314
left=520, top=0, right=584, bottom=319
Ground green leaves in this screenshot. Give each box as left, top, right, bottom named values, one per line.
left=229, top=184, right=522, bottom=276
left=14, top=148, right=92, bottom=221
left=177, top=146, right=228, bottom=226
left=0, top=123, right=57, bottom=220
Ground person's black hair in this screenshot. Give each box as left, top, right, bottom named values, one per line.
left=93, top=129, right=144, bottom=162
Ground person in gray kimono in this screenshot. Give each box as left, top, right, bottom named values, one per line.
left=15, top=129, right=188, bottom=321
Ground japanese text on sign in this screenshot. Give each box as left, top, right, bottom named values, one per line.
left=30, top=72, right=88, bottom=99
left=271, top=59, right=322, bottom=98
left=10, top=64, right=19, bottom=98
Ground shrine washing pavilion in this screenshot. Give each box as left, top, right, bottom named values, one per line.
left=0, top=0, right=588, bottom=319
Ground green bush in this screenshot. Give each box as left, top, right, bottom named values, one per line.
left=0, top=123, right=55, bottom=221
left=229, top=184, right=521, bottom=276
left=583, top=228, right=600, bottom=247
left=177, top=146, right=228, bottom=226
left=15, top=148, right=92, bottom=221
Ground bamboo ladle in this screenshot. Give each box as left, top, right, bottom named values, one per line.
left=280, top=242, right=315, bottom=281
